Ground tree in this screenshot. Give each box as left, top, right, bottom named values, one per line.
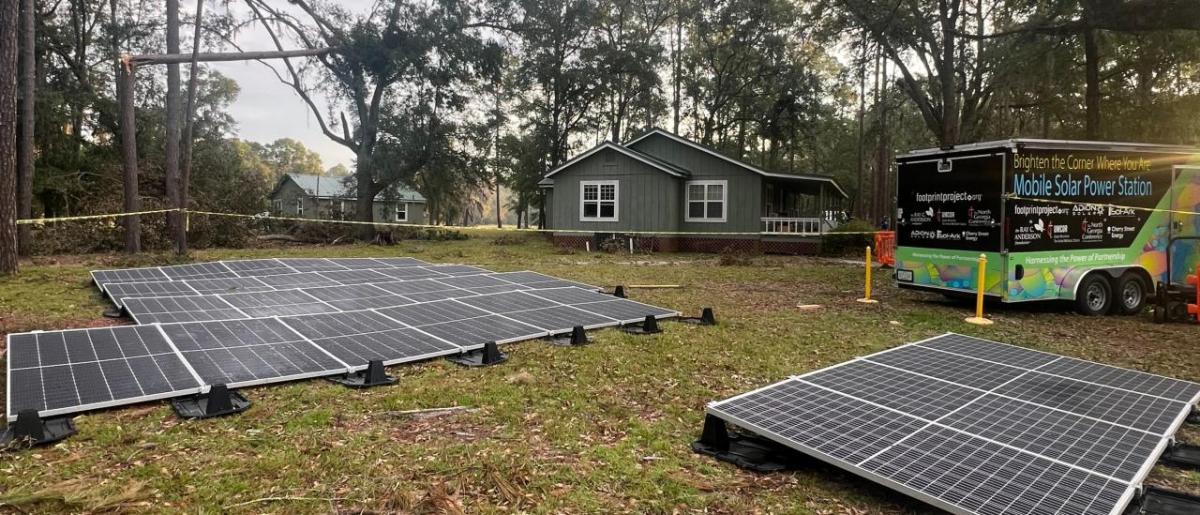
left=1, top=0, right=18, bottom=274
left=245, top=0, right=501, bottom=237
left=17, top=0, right=33, bottom=255
left=252, top=138, right=325, bottom=182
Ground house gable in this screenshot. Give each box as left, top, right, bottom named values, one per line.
left=542, top=146, right=682, bottom=233
left=627, top=129, right=848, bottom=198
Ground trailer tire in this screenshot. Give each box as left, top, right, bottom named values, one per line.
left=1115, top=273, right=1149, bottom=315
left=1075, top=274, right=1113, bottom=316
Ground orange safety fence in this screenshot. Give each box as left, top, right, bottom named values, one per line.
left=874, top=231, right=896, bottom=267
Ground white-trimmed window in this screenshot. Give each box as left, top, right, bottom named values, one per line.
left=295, top=199, right=304, bottom=217
left=686, top=180, right=727, bottom=222
left=339, top=200, right=349, bottom=220
left=580, top=180, right=618, bottom=222
left=395, top=203, right=407, bottom=222
left=273, top=199, right=283, bottom=214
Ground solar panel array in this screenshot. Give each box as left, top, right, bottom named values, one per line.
left=7, top=258, right=679, bottom=422
left=706, top=333, right=1200, bottom=515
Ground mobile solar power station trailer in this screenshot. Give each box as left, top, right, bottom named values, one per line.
left=894, top=139, right=1200, bottom=316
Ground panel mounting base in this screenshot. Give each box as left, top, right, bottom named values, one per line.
left=547, top=326, right=589, bottom=347
left=691, top=414, right=806, bottom=473
left=1125, top=486, right=1200, bottom=514
left=328, top=360, right=396, bottom=389
left=1161, top=442, right=1200, bottom=471
left=677, top=307, right=717, bottom=326
left=1, top=410, right=76, bottom=448
left=172, top=384, right=251, bottom=419
left=446, top=341, right=507, bottom=367
left=622, top=315, right=663, bottom=335
left=102, top=307, right=125, bottom=319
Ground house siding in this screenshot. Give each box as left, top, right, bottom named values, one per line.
left=546, top=148, right=680, bottom=233
left=269, top=177, right=426, bottom=224
left=628, top=134, right=762, bottom=236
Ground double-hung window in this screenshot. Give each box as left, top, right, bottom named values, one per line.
left=295, top=199, right=304, bottom=217
left=580, top=180, right=618, bottom=222
left=395, top=203, right=407, bottom=222
left=685, top=180, right=727, bottom=222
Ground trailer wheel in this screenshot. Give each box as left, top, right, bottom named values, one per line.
left=1075, top=274, right=1112, bottom=316
left=1115, top=274, right=1149, bottom=315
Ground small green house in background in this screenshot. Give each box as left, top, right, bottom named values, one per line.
left=269, top=173, right=427, bottom=224
left=538, top=128, right=847, bottom=253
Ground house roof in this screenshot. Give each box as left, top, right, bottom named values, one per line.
left=540, top=141, right=691, bottom=184
left=625, top=128, right=849, bottom=198
left=272, top=173, right=426, bottom=203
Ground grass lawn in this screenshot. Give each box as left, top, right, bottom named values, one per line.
left=1, top=233, right=1198, bottom=513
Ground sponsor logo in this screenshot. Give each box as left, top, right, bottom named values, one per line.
left=1072, top=203, right=1104, bottom=216
left=967, top=206, right=994, bottom=226
left=1107, top=206, right=1136, bottom=217
left=1107, top=225, right=1137, bottom=240
left=896, top=269, right=914, bottom=282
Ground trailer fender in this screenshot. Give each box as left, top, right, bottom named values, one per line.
left=1058, top=266, right=1152, bottom=301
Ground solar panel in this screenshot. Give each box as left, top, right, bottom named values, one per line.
left=502, top=305, right=619, bottom=331
left=373, top=278, right=460, bottom=296
left=369, top=257, right=428, bottom=267
left=418, top=315, right=547, bottom=348
left=123, top=295, right=248, bottom=324
left=705, top=333, right=1200, bottom=515
left=433, top=274, right=514, bottom=289
left=455, top=291, right=559, bottom=313
left=159, top=318, right=349, bottom=387
left=222, top=259, right=296, bottom=277
left=490, top=271, right=600, bottom=290
left=275, top=258, right=349, bottom=273
left=6, top=326, right=203, bottom=421
left=326, top=258, right=394, bottom=270
left=318, top=269, right=394, bottom=285
left=524, top=287, right=615, bottom=305
left=106, top=281, right=199, bottom=308
left=301, top=284, right=414, bottom=311
left=184, top=277, right=274, bottom=295
left=219, top=290, right=340, bottom=318
left=91, top=267, right=170, bottom=291
left=255, top=272, right=342, bottom=289
left=279, top=311, right=461, bottom=367
left=568, top=299, right=678, bottom=323
left=425, top=264, right=490, bottom=276
left=160, top=262, right=237, bottom=281
left=377, top=300, right=493, bottom=326
left=374, top=266, right=449, bottom=280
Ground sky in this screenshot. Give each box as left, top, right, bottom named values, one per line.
left=202, top=2, right=365, bottom=171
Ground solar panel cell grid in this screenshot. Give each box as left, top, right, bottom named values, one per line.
left=502, top=305, right=619, bottom=331
left=993, top=372, right=1186, bottom=435
left=525, top=287, right=614, bottom=305
left=123, top=296, right=247, bottom=324
left=455, top=291, right=559, bottom=314
left=274, top=258, right=347, bottom=272
left=377, top=300, right=492, bottom=327
left=866, top=345, right=1027, bottom=391
left=160, top=319, right=346, bottom=386
left=318, top=269, right=394, bottom=285
left=917, top=334, right=1059, bottom=369
left=374, top=267, right=448, bottom=280
left=569, top=299, right=678, bottom=323
left=803, top=361, right=984, bottom=420
left=107, top=281, right=198, bottom=307
left=418, top=315, right=546, bottom=347
left=185, top=277, right=274, bottom=295
left=712, top=379, right=930, bottom=464
left=858, top=425, right=1127, bottom=515
left=222, top=259, right=296, bottom=277
left=92, top=267, right=170, bottom=289
left=160, top=262, right=236, bottom=281
left=940, top=393, right=1160, bottom=482
left=1035, top=357, right=1200, bottom=403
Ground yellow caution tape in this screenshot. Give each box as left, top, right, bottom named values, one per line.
left=15, top=208, right=179, bottom=225
left=17, top=208, right=890, bottom=236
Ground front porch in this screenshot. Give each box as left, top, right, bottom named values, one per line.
left=761, top=176, right=845, bottom=235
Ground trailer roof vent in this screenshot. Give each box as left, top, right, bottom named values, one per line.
left=937, top=159, right=953, bottom=173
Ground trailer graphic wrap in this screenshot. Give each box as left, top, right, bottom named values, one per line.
left=1005, top=150, right=1182, bottom=300
left=895, top=154, right=1005, bottom=295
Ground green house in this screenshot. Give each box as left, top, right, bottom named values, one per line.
left=269, top=173, right=427, bottom=224
left=538, top=128, right=847, bottom=253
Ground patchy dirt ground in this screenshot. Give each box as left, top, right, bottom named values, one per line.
left=1, top=236, right=1198, bottom=513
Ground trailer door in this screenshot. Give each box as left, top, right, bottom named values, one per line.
left=1169, top=165, right=1200, bottom=286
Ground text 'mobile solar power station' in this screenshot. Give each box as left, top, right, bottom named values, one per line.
left=698, top=333, right=1200, bottom=515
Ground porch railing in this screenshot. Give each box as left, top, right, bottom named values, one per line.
left=761, top=217, right=831, bottom=235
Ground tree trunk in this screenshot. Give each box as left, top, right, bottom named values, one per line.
left=119, top=62, right=141, bottom=253
left=165, top=0, right=183, bottom=254
left=855, top=41, right=867, bottom=220
left=1082, top=27, right=1100, bottom=139
left=178, top=0, right=204, bottom=256
left=0, top=0, right=19, bottom=274
left=672, top=3, right=682, bottom=134
left=355, top=153, right=376, bottom=240
left=16, top=0, right=33, bottom=255
left=938, top=0, right=959, bottom=147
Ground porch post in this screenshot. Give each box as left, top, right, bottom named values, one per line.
left=818, top=184, right=826, bottom=233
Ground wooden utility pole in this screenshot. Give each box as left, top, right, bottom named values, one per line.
left=0, top=0, right=19, bottom=275
left=16, top=0, right=33, bottom=255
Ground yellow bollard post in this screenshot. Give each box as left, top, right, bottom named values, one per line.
left=965, top=253, right=994, bottom=325
left=857, top=245, right=879, bottom=304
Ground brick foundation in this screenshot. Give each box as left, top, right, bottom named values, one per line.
left=551, top=234, right=820, bottom=255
